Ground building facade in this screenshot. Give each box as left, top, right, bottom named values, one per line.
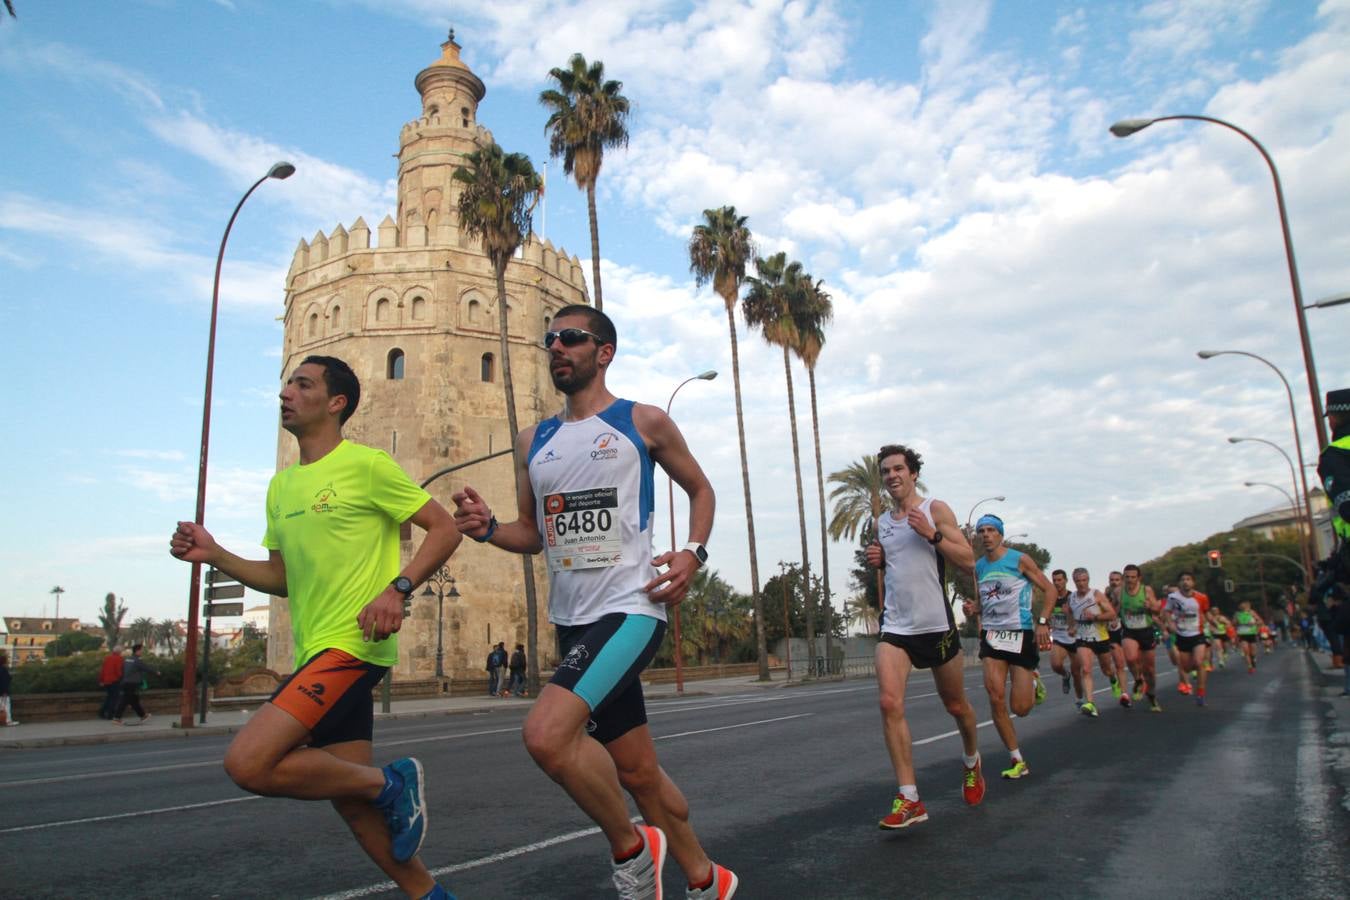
left=268, top=36, right=587, bottom=679
left=2, top=617, right=84, bottom=665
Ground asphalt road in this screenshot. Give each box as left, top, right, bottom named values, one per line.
left=1, top=648, right=1345, bottom=899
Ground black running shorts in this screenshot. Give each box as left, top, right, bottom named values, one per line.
left=1123, top=627, right=1156, bottom=650
left=878, top=627, right=962, bottom=670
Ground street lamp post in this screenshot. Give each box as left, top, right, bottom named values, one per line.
left=1307, top=291, right=1350, bottom=311
left=421, top=566, right=458, bottom=679
left=780, top=560, right=792, bottom=682
left=1110, top=115, right=1327, bottom=449
left=180, top=161, right=295, bottom=730
left=666, top=370, right=717, bottom=694
left=1198, top=349, right=1317, bottom=556
left=1244, top=480, right=1297, bottom=510
left=1228, top=436, right=1314, bottom=590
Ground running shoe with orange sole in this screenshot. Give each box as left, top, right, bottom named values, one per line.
left=879, top=796, right=928, bottom=830
left=686, top=862, right=738, bottom=899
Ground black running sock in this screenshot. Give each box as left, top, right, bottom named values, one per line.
left=614, top=833, right=645, bottom=864
left=690, top=866, right=715, bottom=891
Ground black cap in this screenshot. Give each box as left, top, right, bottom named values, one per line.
left=1326, top=388, right=1350, bottom=415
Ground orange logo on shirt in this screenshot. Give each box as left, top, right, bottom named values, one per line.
left=546, top=494, right=565, bottom=515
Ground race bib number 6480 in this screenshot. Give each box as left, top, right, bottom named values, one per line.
left=543, top=487, right=623, bottom=571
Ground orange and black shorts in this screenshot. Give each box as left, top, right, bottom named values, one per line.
left=270, top=648, right=387, bottom=748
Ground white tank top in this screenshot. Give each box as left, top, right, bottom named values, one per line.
left=1070, top=589, right=1108, bottom=642
left=877, top=498, right=953, bottom=635
left=526, top=399, right=666, bottom=626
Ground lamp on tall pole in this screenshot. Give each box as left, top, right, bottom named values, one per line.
left=180, top=161, right=296, bottom=730
left=1109, top=115, right=1327, bottom=449
left=1198, top=350, right=1316, bottom=556
left=1228, top=436, right=1314, bottom=590
left=422, top=566, right=457, bottom=679
left=1244, top=480, right=1298, bottom=510
left=1306, top=291, right=1350, bottom=311
left=665, top=369, right=717, bottom=695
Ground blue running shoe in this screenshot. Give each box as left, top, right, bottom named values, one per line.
left=419, top=884, right=455, bottom=900
left=380, top=757, right=427, bottom=863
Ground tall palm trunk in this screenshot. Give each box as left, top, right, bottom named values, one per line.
left=586, top=181, right=603, bottom=311
left=782, top=346, right=815, bottom=670
left=495, top=266, right=543, bottom=693
left=807, top=365, right=833, bottom=672
left=724, top=301, right=768, bottom=680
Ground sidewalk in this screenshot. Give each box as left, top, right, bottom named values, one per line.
left=0, top=672, right=795, bottom=750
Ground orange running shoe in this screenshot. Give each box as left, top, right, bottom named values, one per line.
left=879, top=795, right=928, bottom=830
left=1178, top=681, right=1192, bottom=695
left=686, top=862, right=738, bottom=899
left=963, top=760, right=986, bottom=806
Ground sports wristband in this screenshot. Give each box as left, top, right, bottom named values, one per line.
left=471, top=516, right=498, bottom=543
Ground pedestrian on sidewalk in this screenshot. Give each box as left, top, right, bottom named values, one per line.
left=486, top=643, right=506, bottom=696
left=97, top=644, right=124, bottom=720
left=112, top=644, right=159, bottom=724
left=508, top=643, right=527, bottom=697
left=0, top=651, right=17, bottom=726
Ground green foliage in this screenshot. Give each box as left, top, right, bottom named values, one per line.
left=44, top=630, right=104, bottom=658
left=98, top=592, right=127, bottom=648
left=12, top=646, right=237, bottom=694
left=761, top=562, right=839, bottom=646
left=1138, top=528, right=1305, bottom=614
left=653, top=569, right=754, bottom=667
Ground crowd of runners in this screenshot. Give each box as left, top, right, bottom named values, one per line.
left=166, top=302, right=1337, bottom=899
left=863, top=443, right=1284, bottom=831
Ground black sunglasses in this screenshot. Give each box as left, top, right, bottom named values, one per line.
left=543, top=327, right=603, bottom=348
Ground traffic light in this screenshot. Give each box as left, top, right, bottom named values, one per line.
left=1207, top=550, right=1222, bottom=568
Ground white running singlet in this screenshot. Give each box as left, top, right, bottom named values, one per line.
left=877, top=498, right=953, bottom=636
left=527, top=399, right=666, bottom=626
left=1070, top=589, right=1108, bottom=643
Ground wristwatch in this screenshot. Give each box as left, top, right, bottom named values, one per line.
left=1037, top=616, right=1049, bottom=626
left=471, top=516, right=499, bottom=544
left=391, top=576, right=414, bottom=596
left=927, top=530, right=943, bottom=546
left=684, top=542, right=708, bottom=568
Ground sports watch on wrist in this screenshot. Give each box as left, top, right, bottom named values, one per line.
left=1037, top=617, right=1049, bottom=626
left=684, top=542, right=708, bottom=568
left=391, top=576, right=414, bottom=596
left=927, top=530, right=944, bottom=546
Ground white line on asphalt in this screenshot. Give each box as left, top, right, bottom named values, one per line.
left=377, top=725, right=523, bottom=749
left=655, top=713, right=812, bottom=741
left=0, top=795, right=261, bottom=834
left=0, top=759, right=220, bottom=789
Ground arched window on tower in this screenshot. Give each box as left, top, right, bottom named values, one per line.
left=332, top=304, right=342, bottom=330
left=376, top=298, right=391, bottom=323
left=307, top=312, right=318, bottom=338
left=480, top=352, right=494, bottom=383
left=388, top=348, right=405, bottom=380
left=411, top=296, right=427, bottom=321
left=461, top=106, right=470, bottom=128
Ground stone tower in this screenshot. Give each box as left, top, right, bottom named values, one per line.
left=269, top=34, right=589, bottom=679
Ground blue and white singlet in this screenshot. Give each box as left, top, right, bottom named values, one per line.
left=975, top=549, right=1034, bottom=630
left=527, top=399, right=666, bottom=626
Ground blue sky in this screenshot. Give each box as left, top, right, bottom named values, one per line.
left=2, top=0, right=1348, bottom=626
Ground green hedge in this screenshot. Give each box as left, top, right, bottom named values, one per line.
left=10, top=648, right=239, bottom=694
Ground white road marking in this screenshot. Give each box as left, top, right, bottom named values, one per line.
left=0, top=795, right=260, bottom=834
left=0, top=759, right=219, bottom=789
left=655, top=713, right=812, bottom=740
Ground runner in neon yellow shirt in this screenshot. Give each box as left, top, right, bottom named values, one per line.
left=172, top=356, right=461, bottom=899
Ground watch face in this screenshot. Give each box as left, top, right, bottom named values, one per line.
left=695, top=545, right=708, bottom=563
left=394, top=576, right=413, bottom=594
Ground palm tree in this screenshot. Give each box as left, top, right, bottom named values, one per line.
left=126, top=616, right=156, bottom=649
left=688, top=206, right=768, bottom=680
left=793, top=277, right=835, bottom=668
left=539, top=53, right=630, bottom=311
left=844, top=593, right=879, bottom=635
left=453, top=141, right=546, bottom=691
left=98, top=592, right=126, bottom=649
left=49, top=585, right=65, bottom=620
left=154, top=619, right=181, bottom=655
left=743, top=252, right=819, bottom=669
left=681, top=568, right=752, bottom=664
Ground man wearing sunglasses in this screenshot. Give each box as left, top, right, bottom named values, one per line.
left=452, top=306, right=737, bottom=900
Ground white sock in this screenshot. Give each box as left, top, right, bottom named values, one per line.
left=962, top=751, right=980, bottom=768
left=898, top=784, right=919, bottom=802
left=1010, top=748, right=1023, bottom=763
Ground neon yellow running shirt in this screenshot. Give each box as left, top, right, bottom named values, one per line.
left=263, top=440, right=430, bottom=667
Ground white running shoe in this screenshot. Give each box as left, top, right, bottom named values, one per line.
left=612, top=825, right=667, bottom=899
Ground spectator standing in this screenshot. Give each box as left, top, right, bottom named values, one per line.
left=508, top=643, right=527, bottom=697
left=0, top=651, right=16, bottom=726
left=112, top=643, right=160, bottom=725
left=97, top=644, right=124, bottom=720
left=486, top=643, right=505, bottom=696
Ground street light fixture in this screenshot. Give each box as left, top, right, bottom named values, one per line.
left=1244, top=480, right=1298, bottom=510
left=666, top=369, right=717, bottom=694
left=1197, top=349, right=1316, bottom=560
left=1227, top=436, right=1314, bottom=589
left=180, top=160, right=295, bottom=730
left=1110, top=115, right=1327, bottom=449
left=422, top=566, right=458, bottom=679
left=1306, top=291, right=1350, bottom=310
